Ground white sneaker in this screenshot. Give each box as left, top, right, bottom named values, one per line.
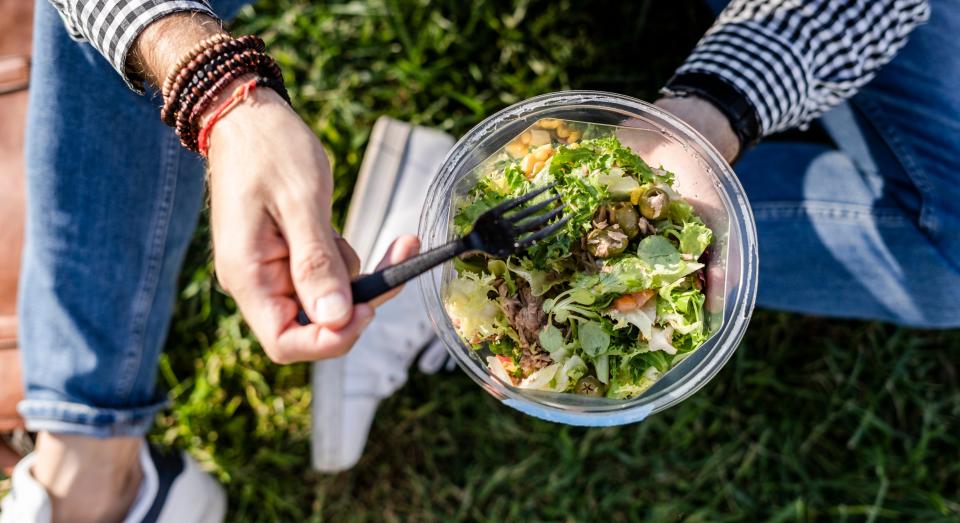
left=0, top=443, right=226, bottom=523
left=311, top=117, right=454, bottom=473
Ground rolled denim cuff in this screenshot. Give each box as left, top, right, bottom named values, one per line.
left=18, top=397, right=169, bottom=438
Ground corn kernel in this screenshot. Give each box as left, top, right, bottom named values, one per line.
left=528, top=129, right=551, bottom=147
left=506, top=141, right=527, bottom=159
left=520, top=154, right=534, bottom=175
left=538, top=118, right=561, bottom=129
left=533, top=144, right=554, bottom=161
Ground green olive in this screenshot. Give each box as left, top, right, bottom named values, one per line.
left=611, top=203, right=640, bottom=238
left=639, top=188, right=670, bottom=220
left=574, top=375, right=606, bottom=397
left=586, top=227, right=629, bottom=258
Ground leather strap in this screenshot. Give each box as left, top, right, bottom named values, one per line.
left=0, top=55, right=29, bottom=95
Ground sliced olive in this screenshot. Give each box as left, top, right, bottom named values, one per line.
left=575, top=375, right=606, bottom=397
left=586, top=226, right=629, bottom=258
left=611, top=202, right=641, bottom=238
left=639, top=188, right=670, bottom=220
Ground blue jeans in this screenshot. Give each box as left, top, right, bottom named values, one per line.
left=18, top=0, right=960, bottom=438
left=710, top=0, right=960, bottom=326
left=18, top=0, right=247, bottom=437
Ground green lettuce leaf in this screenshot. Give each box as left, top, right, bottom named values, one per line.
left=539, top=323, right=565, bottom=352
left=572, top=237, right=702, bottom=296
left=445, top=271, right=505, bottom=343
left=667, top=199, right=696, bottom=224
left=486, top=259, right=515, bottom=294
left=657, top=279, right=707, bottom=352
left=507, top=257, right=560, bottom=296
left=553, top=355, right=588, bottom=392
left=577, top=320, right=610, bottom=357
left=607, top=365, right=662, bottom=400
left=676, top=221, right=713, bottom=259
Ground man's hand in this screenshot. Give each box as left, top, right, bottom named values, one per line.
left=130, top=14, right=419, bottom=363
left=654, top=96, right=740, bottom=164
left=206, top=86, right=421, bottom=363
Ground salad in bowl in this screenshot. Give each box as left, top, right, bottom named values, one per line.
left=419, top=91, right=757, bottom=426
left=445, top=118, right=715, bottom=399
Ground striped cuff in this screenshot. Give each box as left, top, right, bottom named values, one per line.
left=672, top=21, right=811, bottom=136
left=59, top=0, right=219, bottom=93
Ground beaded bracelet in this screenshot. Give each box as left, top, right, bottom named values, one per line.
left=174, top=48, right=262, bottom=125
left=176, top=53, right=264, bottom=150
left=162, top=35, right=263, bottom=105
left=159, top=34, right=288, bottom=153
left=175, top=52, right=286, bottom=151
left=161, top=33, right=231, bottom=96
left=161, top=35, right=265, bottom=125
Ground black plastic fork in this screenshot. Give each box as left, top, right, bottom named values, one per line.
left=350, top=182, right=570, bottom=304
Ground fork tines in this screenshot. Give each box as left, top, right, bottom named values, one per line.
left=517, top=214, right=571, bottom=248
left=497, top=182, right=569, bottom=249
left=488, top=181, right=557, bottom=215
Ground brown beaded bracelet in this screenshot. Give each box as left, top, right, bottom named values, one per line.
left=177, top=54, right=288, bottom=152
left=161, top=33, right=231, bottom=96
left=178, top=57, right=288, bottom=151
left=174, top=50, right=262, bottom=136
left=162, top=34, right=263, bottom=106
left=177, top=47, right=257, bottom=108
left=161, top=35, right=266, bottom=125
left=177, top=66, right=259, bottom=149
left=159, top=33, right=288, bottom=152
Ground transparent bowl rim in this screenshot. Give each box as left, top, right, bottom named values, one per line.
left=418, top=90, right=759, bottom=426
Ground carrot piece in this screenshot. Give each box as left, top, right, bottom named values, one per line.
left=631, top=290, right=655, bottom=308
left=613, top=294, right=638, bottom=312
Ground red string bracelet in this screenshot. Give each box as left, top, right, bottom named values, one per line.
left=197, top=78, right=258, bottom=157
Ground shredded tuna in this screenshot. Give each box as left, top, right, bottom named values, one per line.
left=517, top=285, right=546, bottom=342
left=520, top=344, right=552, bottom=376
left=636, top=216, right=656, bottom=236
left=496, top=280, right=553, bottom=375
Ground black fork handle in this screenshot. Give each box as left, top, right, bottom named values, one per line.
left=350, top=238, right=468, bottom=304
left=295, top=238, right=468, bottom=325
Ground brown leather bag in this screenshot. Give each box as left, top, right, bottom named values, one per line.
left=0, top=0, right=33, bottom=472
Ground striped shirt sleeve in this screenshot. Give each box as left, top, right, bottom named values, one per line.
left=47, top=0, right=219, bottom=92
left=669, top=0, right=931, bottom=136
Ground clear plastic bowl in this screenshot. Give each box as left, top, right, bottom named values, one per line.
left=418, top=91, right=758, bottom=426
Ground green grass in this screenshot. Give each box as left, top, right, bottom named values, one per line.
left=157, top=1, right=960, bottom=521
left=5, top=1, right=960, bottom=521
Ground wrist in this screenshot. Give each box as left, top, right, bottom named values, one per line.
left=201, top=77, right=292, bottom=148
left=654, top=95, right=741, bottom=164
left=156, top=33, right=291, bottom=153
left=129, top=13, right=224, bottom=89
left=198, top=80, right=304, bottom=165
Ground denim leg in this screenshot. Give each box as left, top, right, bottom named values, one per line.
left=702, top=0, right=960, bottom=326
left=844, top=0, right=960, bottom=271
left=737, top=138, right=960, bottom=327
left=17, top=1, right=207, bottom=437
